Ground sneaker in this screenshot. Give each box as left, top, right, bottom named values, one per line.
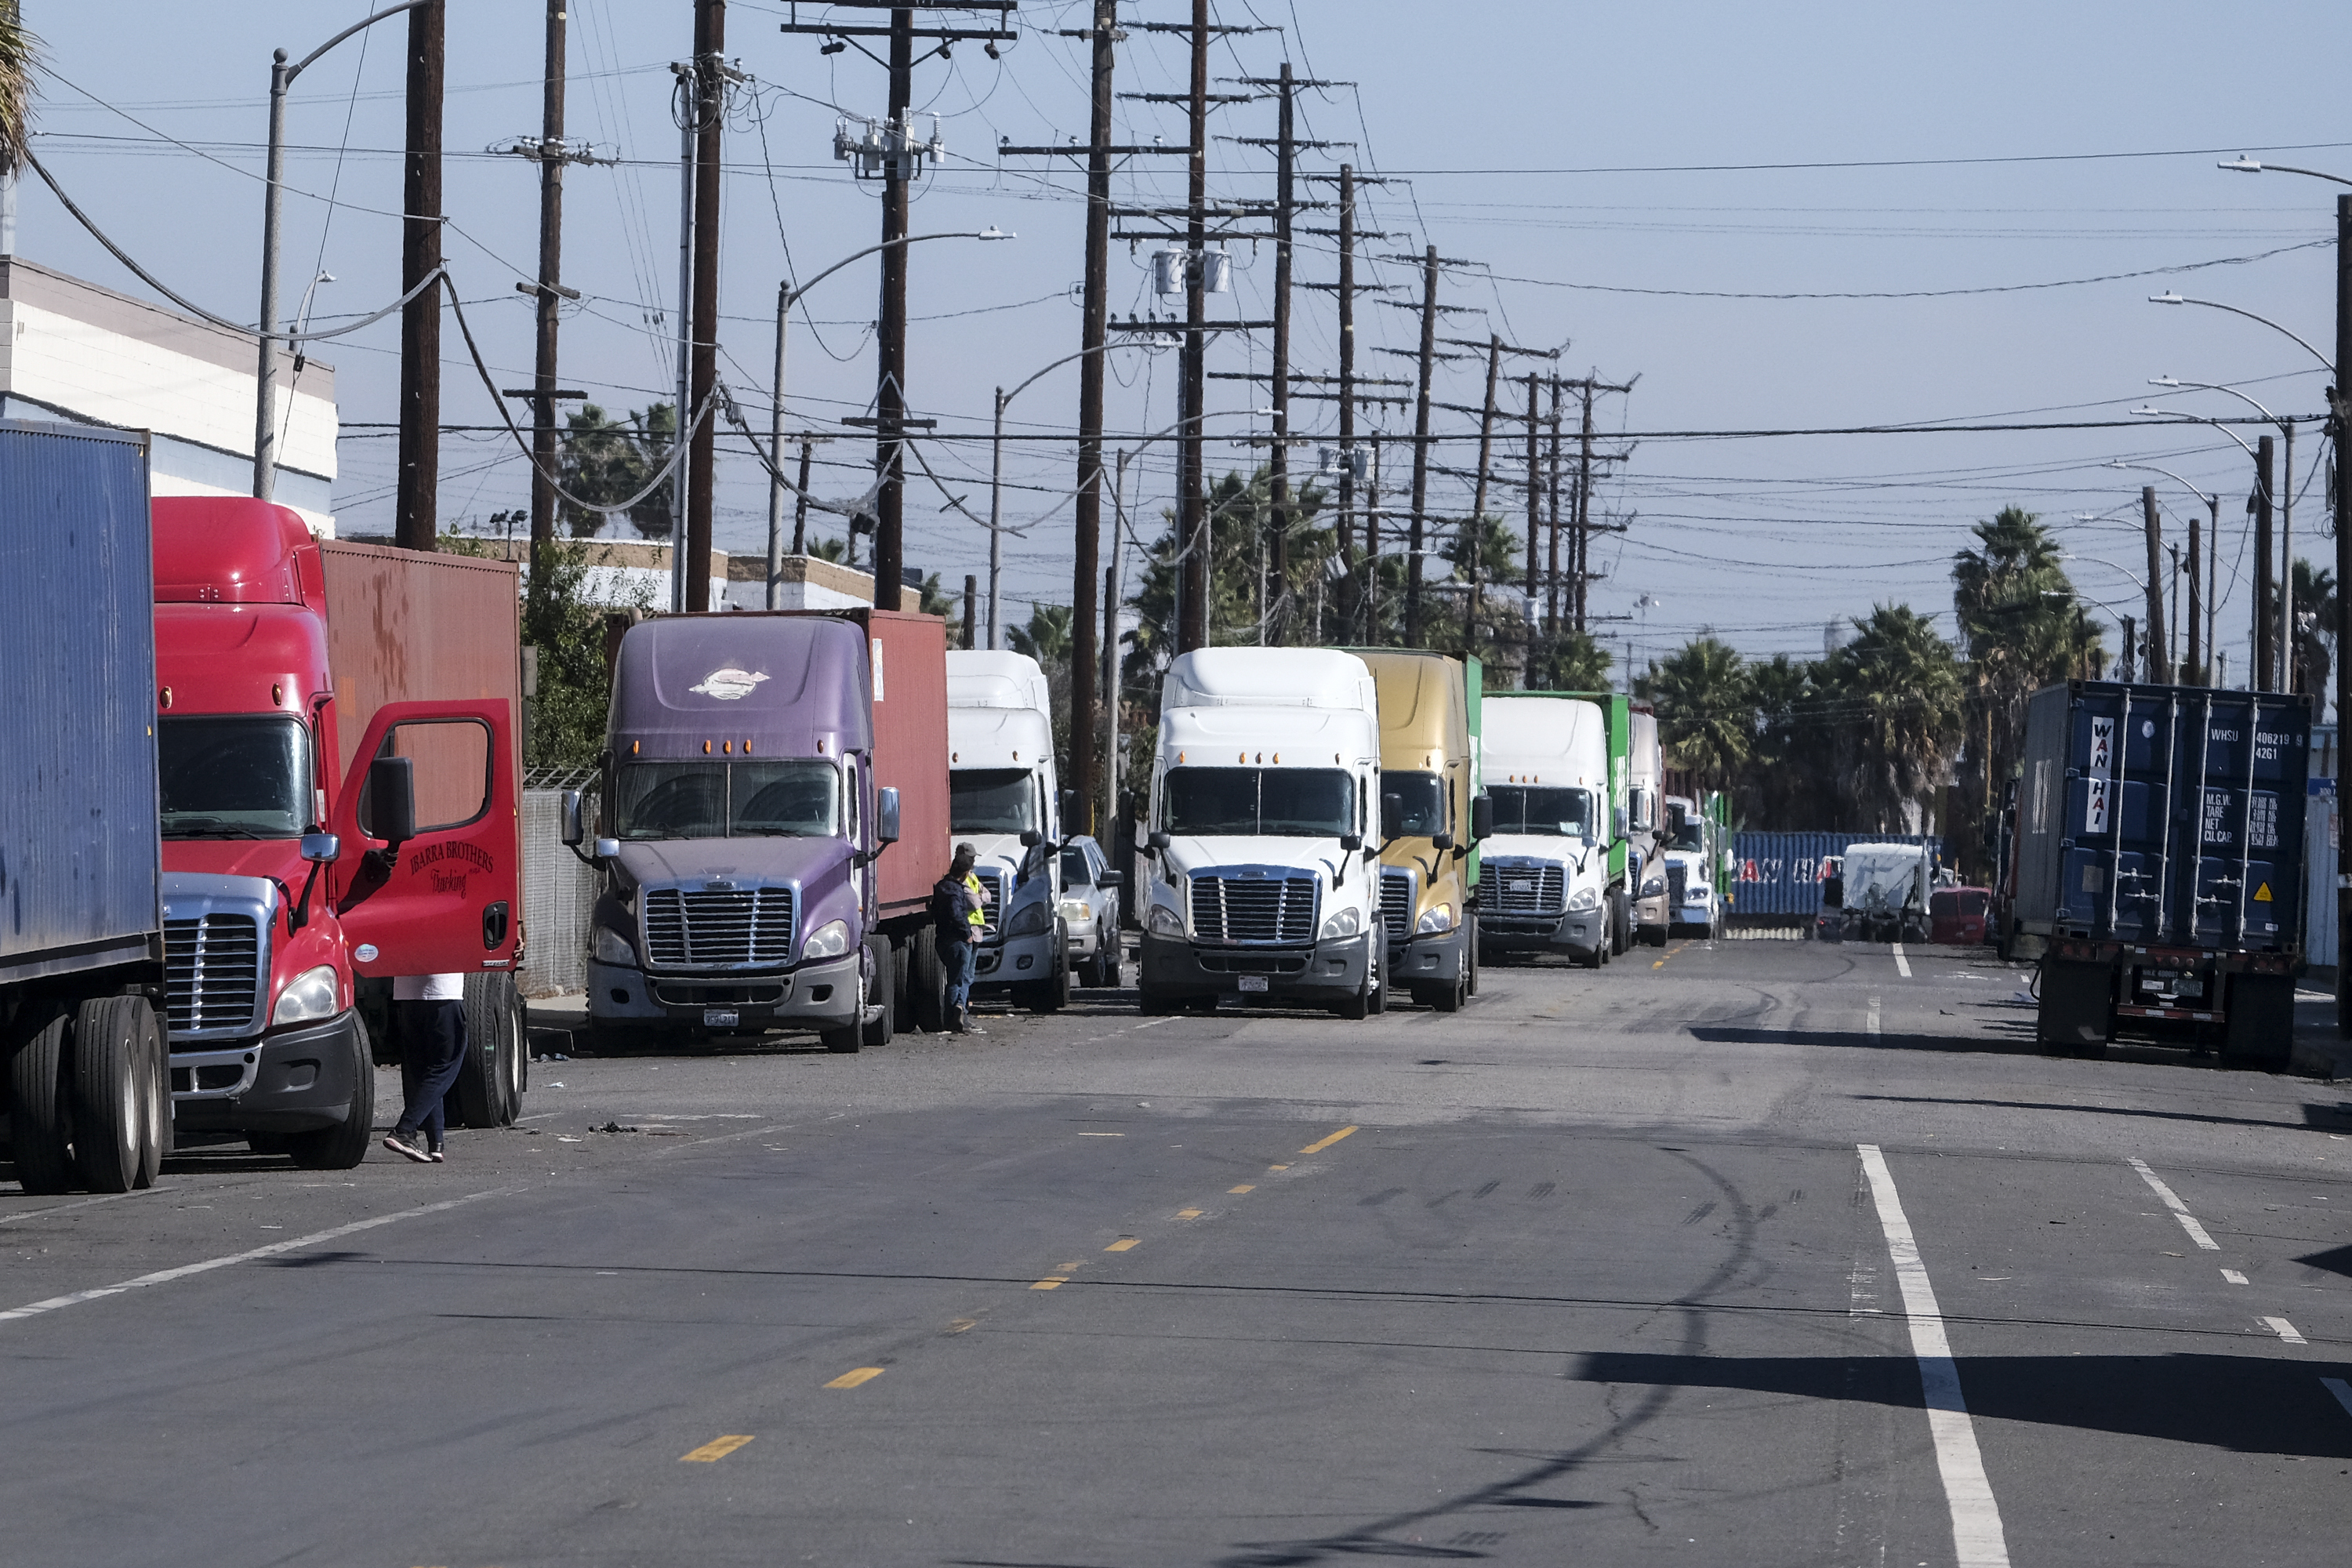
left=383, top=1130, right=432, bottom=1163
left=427, top=1145, right=446, bottom=1163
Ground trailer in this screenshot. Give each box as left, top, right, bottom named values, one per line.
left=2015, top=681, right=2310, bottom=1067
left=1, top=422, right=172, bottom=1193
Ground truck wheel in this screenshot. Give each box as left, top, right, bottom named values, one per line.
left=1334, top=975, right=1370, bottom=1021
left=1465, top=919, right=1481, bottom=996
left=136, top=1000, right=168, bottom=1189
left=68, top=996, right=147, bottom=1194
left=860, top=935, right=895, bottom=1048
left=454, top=975, right=524, bottom=1130
left=908, top=928, right=948, bottom=1033
left=284, top=1024, right=376, bottom=1171
left=6, top=1006, right=75, bottom=1194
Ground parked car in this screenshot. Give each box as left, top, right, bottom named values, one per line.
left=1060, top=835, right=1125, bottom=989
left=1929, top=886, right=1992, bottom=946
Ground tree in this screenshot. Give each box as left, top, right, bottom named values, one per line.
left=557, top=402, right=673, bottom=540
left=1640, top=637, right=1751, bottom=790
left=0, top=2, right=35, bottom=175
left=2292, top=557, right=2336, bottom=714
left=1526, top=628, right=1613, bottom=694
left=1743, top=654, right=1840, bottom=829
left=1122, top=464, right=1330, bottom=694
left=1825, top=604, right=1965, bottom=833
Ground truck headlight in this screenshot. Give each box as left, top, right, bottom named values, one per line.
left=1640, top=873, right=1666, bottom=898
left=1567, top=885, right=1600, bottom=912
left=803, top=919, right=851, bottom=960
left=1007, top=900, right=1054, bottom=938
left=1060, top=897, right=1092, bottom=924
left=1319, top=906, right=1362, bottom=941
left=1147, top=902, right=1185, bottom=938
left=1416, top=902, right=1455, bottom=935
left=1687, top=885, right=1711, bottom=902
left=593, top=925, right=637, bottom=966
left=270, top=964, right=340, bottom=1027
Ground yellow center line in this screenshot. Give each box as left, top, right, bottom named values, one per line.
left=1029, top=1277, right=1063, bottom=1290
left=1651, top=958, right=1665, bottom=969
left=823, top=1367, right=885, bottom=1390
left=946, top=1318, right=979, bottom=1334
left=1105, top=1237, right=1139, bottom=1251
left=1299, top=1126, right=1358, bottom=1155
left=1228, top=1184, right=1255, bottom=1194
left=1177, top=1207, right=1203, bottom=1220
left=680, top=1434, right=755, bottom=1462
left=1267, top=1163, right=1290, bottom=1171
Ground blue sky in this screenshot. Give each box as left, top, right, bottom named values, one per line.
left=18, top=2, right=2350, bottom=685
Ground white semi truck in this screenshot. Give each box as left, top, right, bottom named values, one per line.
left=1479, top=695, right=1618, bottom=967
left=1137, top=649, right=1385, bottom=1018
left=1629, top=706, right=1669, bottom=946
left=946, top=651, right=1070, bottom=1012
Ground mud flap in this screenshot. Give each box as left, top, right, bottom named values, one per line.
left=2036, top=957, right=2113, bottom=1051
left=2220, top=972, right=2293, bottom=1071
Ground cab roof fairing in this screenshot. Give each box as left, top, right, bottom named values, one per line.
left=1483, top=696, right=1609, bottom=789
left=608, top=615, right=871, bottom=764
left=949, top=705, right=1057, bottom=773
left=1156, top=704, right=1380, bottom=772
left=945, top=649, right=1053, bottom=714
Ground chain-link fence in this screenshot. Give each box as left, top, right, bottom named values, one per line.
left=521, top=782, right=598, bottom=999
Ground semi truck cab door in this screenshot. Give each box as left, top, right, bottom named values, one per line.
left=331, top=699, right=521, bottom=976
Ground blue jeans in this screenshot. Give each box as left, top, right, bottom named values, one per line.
left=942, top=938, right=975, bottom=1022
left=392, top=999, right=468, bottom=1145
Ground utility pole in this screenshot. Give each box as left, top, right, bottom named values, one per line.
left=2121, top=615, right=2139, bottom=683
left=1523, top=371, right=1540, bottom=679
left=1265, top=61, right=1296, bottom=645
left=1178, top=0, right=1210, bottom=652
left=1071, top=0, right=1116, bottom=825
left=2334, top=190, right=2352, bottom=1036
left=1467, top=334, right=1501, bottom=648
left=1336, top=163, right=1357, bottom=635
left=1545, top=375, right=1563, bottom=633
left=2256, top=433, right=2276, bottom=691
left=1363, top=434, right=1381, bottom=644
left=1573, top=380, right=1594, bottom=630
left=515, top=0, right=589, bottom=551
left=2186, top=505, right=2201, bottom=682
left=1406, top=245, right=1438, bottom=648
left=394, top=0, right=444, bottom=551
left=2281, top=420, right=2296, bottom=692
left=2140, top=485, right=2169, bottom=683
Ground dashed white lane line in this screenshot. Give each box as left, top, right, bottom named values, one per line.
left=2126, top=1156, right=2220, bottom=1250
left=1867, top=997, right=1882, bottom=1040
left=0, top=1189, right=512, bottom=1327
left=0, top=1191, right=150, bottom=1227
left=2323, top=1377, right=2352, bottom=1417
left=1891, top=942, right=1912, bottom=978
left=2263, top=1316, right=2307, bottom=1346
left=1857, top=1144, right=2012, bottom=1568
left=2222, top=1269, right=2249, bottom=1285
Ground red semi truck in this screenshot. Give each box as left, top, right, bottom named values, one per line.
left=151, top=499, right=528, bottom=1166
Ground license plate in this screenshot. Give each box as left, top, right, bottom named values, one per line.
left=1236, top=975, right=1269, bottom=993
left=1508, top=879, right=1533, bottom=892
left=703, top=1008, right=739, bottom=1029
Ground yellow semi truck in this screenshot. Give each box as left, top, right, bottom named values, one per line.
left=1354, top=651, right=1492, bottom=1011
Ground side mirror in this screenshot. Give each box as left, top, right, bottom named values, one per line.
left=1019, top=828, right=1044, bottom=848
left=1340, top=832, right=1364, bottom=852
left=1059, top=788, right=1080, bottom=827
left=1381, top=790, right=1403, bottom=837
left=593, top=837, right=621, bottom=860
left=365, top=756, right=416, bottom=848
left=299, top=832, right=341, bottom=864
left=1147, top=829, right=1171, bottom=854
left=1099, top=869, right=1125, bottom=889
left=1470, top=793, right=1494, bottom=843
left=561, top=788, right=586, bottom=847
left=1612, top=805, right=1627, bottom=840
left=875, top=786, right=902, bottom=846
left=1432, top=831, right=1455, bottom=851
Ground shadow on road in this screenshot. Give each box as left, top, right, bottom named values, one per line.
left=1846, top=1092, right=2352, bottom=1135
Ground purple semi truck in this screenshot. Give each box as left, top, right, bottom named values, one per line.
left=564, top=611, right=953, bottom=1051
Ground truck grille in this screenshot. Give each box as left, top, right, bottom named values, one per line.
left=1669, top=864, right=1688, bottom=909
left=975, top=867, right=1007, bottom=942
left=164, top=913, right=264, bottom=1039
left=1191, top=873, right=1317, bottom=945
left=642, top=887, right=795, bottom=967
left=1489, top=862, right=1565, bottom=916
left=1380, top=867, right=1416, bottom=943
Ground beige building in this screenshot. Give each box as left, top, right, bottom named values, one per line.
left=0, top=256, right=338, bottom=535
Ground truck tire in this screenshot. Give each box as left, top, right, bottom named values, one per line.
left=67, top=996, right=147, bottom=1194
left=1138, top=983, right=1178, bottom=1016
left=136, top=1001, right=169, bottom=1189
left=1465, top=918, right=1481, bottom=996
left=284, top=1023, right=376, bottom=1171
left=2222, top=972, right=2294, bottom=1071
left=860, top=935, right=895, bottom=1048
left=909, top=927, right=948, bottom=1033
left=6, top=1005, right=75, bottom=1194
left=453, top=974, right=524, bottom=1130
left=1334, top=971, right=1371, bottom=1021
left=2035, top=958, right=2114, bottom=1056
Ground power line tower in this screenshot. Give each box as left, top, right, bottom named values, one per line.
left=781, top=2, right=1018, bottom=611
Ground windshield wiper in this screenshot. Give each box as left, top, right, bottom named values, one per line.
left=162, top=818, right=287, bottom=840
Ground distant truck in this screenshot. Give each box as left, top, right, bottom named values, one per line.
left=572, top=610, right=952, bottom=1051
left=1479, top=693, right=1620, bottom=967
left=946, top=650, right=1073, bottom=1012
left=2016, top=681, right=2308, bottom=1067
left=153, top=499, right=528, bottom=1167
left=1138, top=649, right=1385, bottom=1017
left=1628, top=705, right=1669, bottom=946
left=1661, top=792, right=1730, bottom=938
left=1824, top=841, right=1933, bottom=944
left=2, top=423, right=172, bottom=1193
left=1356, top=650, right=1489, bottom=1011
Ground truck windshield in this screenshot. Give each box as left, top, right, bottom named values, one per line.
left=1489, top=784, right=1590, bottom=837
left=1665, top=818, right=1705, bottom=851
left=1164, top=768, right=1354, bottom=837
left=613, top=760, right=838, bottom=839
left=951, top=768, right=1036, bottom=834
left=158, top=716, right=313, bottom=839
left=1381, top=771, right=1446, bottom=837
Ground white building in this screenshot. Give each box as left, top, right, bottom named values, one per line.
left=0, top=256, right=338, bottom=535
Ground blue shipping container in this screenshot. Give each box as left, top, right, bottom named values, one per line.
left=1729, top=831, right=1941, bottom=918
left=0, top=420, right=161, bottom=985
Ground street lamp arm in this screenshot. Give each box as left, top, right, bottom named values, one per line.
left=2220, top=157, right=2352, bottom=189
left=2132, top=407, right=2263, bottom=463
left=2149, top=375, right=2283, bottom=426
left=789, top=228, right=1012, bottom=301
left=2149, top=293, right=2335, bottom=373
left=1003, top=340, right=1122, bottom=410
left=2108, top=457, right=2216, bottom=507
left=286, top=1, right=430, bottom=85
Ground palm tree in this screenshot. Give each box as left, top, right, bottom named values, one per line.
left=1641, top=637, right=1751, bottom=790
left=1744, top=654, right=1841, bottom=828
left=557, top=402, right=676, bottom=540
left=1825, top=604, right=1965, bottom=833
left=0, top=2, right=35, bottom=176
left=2292, top=557, right=2336, bottom=714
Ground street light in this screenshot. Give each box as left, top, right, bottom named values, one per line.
left=2134, top=402, right=2292, bottom=691
left=2109, top=456, right=2220, bottom=684
left=2148, top=292, right=2332, bottom=373
left=253, top=1, right=433, bottom=502
left=986, top=339, right=1126, bottom=649
left=762, top=227, right=1014, bottom=608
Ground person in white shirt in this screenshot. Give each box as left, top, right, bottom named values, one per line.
left=383, top=974, right=468, bottom=1163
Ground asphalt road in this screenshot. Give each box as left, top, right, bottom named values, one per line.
left=5, top=934, right=2350, bottom=1567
